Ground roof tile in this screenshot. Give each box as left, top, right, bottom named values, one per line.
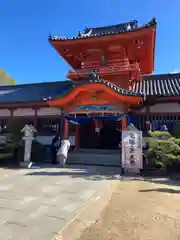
left=1, top=72, right=180, bottom=105
left=49, top=18, right=157, bottom=41
left=133, top=73, right=180, bottom=97
left=0, top=82, right=73, bottom=103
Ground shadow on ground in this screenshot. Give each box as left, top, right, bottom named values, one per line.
left=139, top=188, right=180, bottom=194
left=25, top=164, right=122, bottom=181
left=143, top=177, right=180, bottom=187
left=138, top=176, right=180, bottom=195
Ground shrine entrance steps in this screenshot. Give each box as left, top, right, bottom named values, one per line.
left=67, top=149, right=121, bottom=166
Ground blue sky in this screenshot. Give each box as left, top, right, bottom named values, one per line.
left=0, top=0, right=179, bottom=84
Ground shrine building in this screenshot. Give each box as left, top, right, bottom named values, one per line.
left=0, top=18, right=180, bottom=149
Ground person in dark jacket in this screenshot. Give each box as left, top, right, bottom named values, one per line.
left=51, top=134, right=61, bottom=164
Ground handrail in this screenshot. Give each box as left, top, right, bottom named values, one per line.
left=67, top=63, right=139, bottom=79
left=79, top=62, right=138, bottom=72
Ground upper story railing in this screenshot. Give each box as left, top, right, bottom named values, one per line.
left=67, top=62, right=140, bottom=81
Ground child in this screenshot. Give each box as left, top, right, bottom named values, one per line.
left=57, top=138, right=71, bottom=167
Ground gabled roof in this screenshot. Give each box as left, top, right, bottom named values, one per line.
left=48, top=18, right=157, bottom=41
left=132, top=73, right=180, bottom=97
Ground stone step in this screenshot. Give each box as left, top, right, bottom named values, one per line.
left=67, top=159, right=121, bottom=166
left=67, top=150, right=121, bottom=166
left=73, top=148, right=120, bottom=155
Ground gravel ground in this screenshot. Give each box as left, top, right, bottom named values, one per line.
left=78, top=178, right=180, bottom=240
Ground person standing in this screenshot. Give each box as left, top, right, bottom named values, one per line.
left=57, top=138, right=71, bottom=167
left=51, top=134, right=61, bottom=165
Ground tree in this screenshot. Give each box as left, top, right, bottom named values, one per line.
left=145, top=131, right=180, bottom=173
left=0, top=69, right=16, bottom=85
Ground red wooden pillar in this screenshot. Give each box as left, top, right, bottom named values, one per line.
left=64, top=118, right=69, bottom=139
left=75, top=124, right=80, bottom=149
left=121, top=117, right=127, bottom=130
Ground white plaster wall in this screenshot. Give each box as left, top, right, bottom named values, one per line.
left=37, top=107, right=61, bottom=116
left=13, top=108, right=35, bottom=117
left=150, top=103, right=180, bottom=113
left=0, top=109, right=11, bottom=117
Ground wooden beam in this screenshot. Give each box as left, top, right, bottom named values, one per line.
left=0, top=101, right=48, bottom=109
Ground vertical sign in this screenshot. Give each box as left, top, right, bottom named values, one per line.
left=122, top=130, right=143, bottom=171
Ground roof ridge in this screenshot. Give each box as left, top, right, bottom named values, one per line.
left=49, top=18, right=157, bottom=42
left=143, top=72, right=180, bottom=80
left=84, top=20, right=137, bottom=31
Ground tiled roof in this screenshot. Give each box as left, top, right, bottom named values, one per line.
left=132, top=73, right=180, bottom=97
left=2, top=72, right=180, bottom=105
left=0, top=81, right=73, bottom=104
left=83, top=20, right=138, bottom=36
left=49, top=18, right=157, bottom=41
left=0, top=73, right=143, bottom=105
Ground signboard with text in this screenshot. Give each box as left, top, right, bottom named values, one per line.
left=73, top=104, right=123, bottom=112
left=121, top=130, right=143, bottom=171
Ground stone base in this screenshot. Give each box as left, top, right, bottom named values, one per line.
left=121, top=168, right=141, bottom=177
left=126, top=168, right=140, bottom=174
left=20, top=162, right=33, bottom=168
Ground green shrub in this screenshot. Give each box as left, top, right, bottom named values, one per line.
left=145, top=131, right=180, bottom=172
left=0, top=119, right=29, bottom=162
left=6, top=119, right=26, bottom=142
left=174, top=138, right=180, bottom=146
left=148, top=131, right=171, bottom=139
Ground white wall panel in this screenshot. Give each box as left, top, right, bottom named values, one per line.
left=37, top=107, right=61, bottom=116
left=0, top=109, right=11, bottom=117
left=150, top=103, right=180, bottom=113
left=13, top=108, right=35, bottom=117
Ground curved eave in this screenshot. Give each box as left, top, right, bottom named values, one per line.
left=48, top=20, right=157, bottom=45
left=143, top=25, right=156, bottom=74
left=47, top=82, right=144, bottom=108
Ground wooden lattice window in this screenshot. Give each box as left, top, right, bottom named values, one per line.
left=36, top=118, right=61, bottom=134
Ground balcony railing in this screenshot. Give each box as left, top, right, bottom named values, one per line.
left=67, top=63, right=140, bottom=80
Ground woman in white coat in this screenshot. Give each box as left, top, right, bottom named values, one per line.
left=57, top=138, right=71, bottom=167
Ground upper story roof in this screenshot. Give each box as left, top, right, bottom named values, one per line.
left=81, top=20, right=138, bottom=36
left=48, top=18, right=157, bottom=42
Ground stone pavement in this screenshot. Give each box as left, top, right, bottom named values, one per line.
left=0, top=165, right=121, bottom=240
